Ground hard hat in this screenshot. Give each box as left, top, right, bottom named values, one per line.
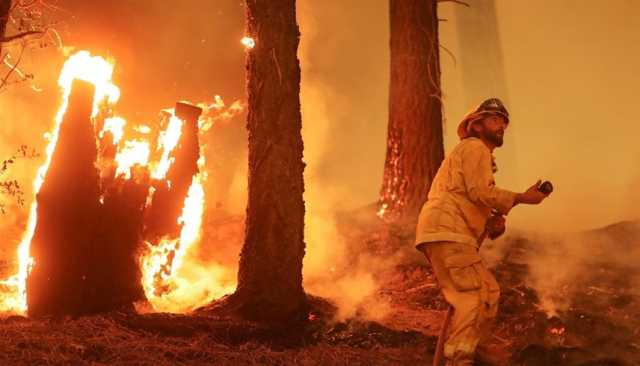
left=457, top=98, right=509, bottom=139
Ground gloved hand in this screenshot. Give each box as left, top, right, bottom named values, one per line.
left=486, top=213, right=506, bottom=240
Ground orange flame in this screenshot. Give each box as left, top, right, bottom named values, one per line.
left=140, top=159, right=234, bottom=313
left=151, top=114, right=182, bottom=180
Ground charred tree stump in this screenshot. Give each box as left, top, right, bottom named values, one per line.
left=90, top=172, right=150, bottom=312
left=379, top=0, right=444, bottom=224
left=144, top=102, right=202, bottom=241
left=227, top=0, right=308, bottom=323
left=27, top=80, right=102, bottom=317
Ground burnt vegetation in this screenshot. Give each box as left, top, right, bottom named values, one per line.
left=0, top=1, right=637, bottom=365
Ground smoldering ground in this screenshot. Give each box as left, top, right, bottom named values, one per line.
left=1, top=0, right=639, bottom=323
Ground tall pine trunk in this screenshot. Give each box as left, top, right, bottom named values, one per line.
left=379, top=0, right=444, bottom=224
left=230, top=0, right=307, bottom=322
left=0, top=0, right=11, bottom=56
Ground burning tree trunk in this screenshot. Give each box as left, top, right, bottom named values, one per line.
left=228, top=0, right=307, bottom=322
left=144, top=103, right=202, bottom=241
left=378, top=0, right=444, bottom=224
left=27, top=80, right=102, bottom=317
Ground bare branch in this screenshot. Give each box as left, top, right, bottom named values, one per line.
left=0, top=42, right=24, bottom=89
left=437, top=0, right=470, bottom=7
left=0, top=29, right=42, bottom=43
left=440, top=43, right=457, bottom=67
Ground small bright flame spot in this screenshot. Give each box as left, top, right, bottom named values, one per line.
left=377, top=203, right=388, bottom=219
left=241, top=36, right=255, bottom=50
left=101, top=117, right=126, bottom=145
left=134, top=125, right=152, bottom=134
left=114, top=140, right=151, bottom=179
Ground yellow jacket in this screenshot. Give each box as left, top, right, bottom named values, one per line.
left=415, top=137, right=517, bottom=248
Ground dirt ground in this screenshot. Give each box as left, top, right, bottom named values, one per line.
left=0, top=208, right=638, bottom=365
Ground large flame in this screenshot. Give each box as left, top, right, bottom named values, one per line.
left=140, top=158, right=234, bottom=313
left=0, top=51, right=120, bottom=314
left=0, top=50, right=240, bottom=315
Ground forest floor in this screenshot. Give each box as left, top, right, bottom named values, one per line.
left=0, top=206, right=638, bottom=366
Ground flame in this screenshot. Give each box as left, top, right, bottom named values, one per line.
left=140, top=170, right=233, bottom=313
left=114, top=140, right=151, bottom=179
left=100, top=117, right=126, bottom=145
left=241, top=36, right=255, bottom=50
left=151, top=114, right=182, bottom=180
left=0, top=51, right=120, bottom=314
left=134, top=125, right=152, bottom=134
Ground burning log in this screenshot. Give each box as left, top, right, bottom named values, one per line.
left=144, top=102, right=202, bottom=241
left=27, top=80, right=102, bottom=317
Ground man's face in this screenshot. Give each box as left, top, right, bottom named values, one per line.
left=477, top=115, right=508, bottom=147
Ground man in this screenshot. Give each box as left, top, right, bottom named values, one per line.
left=415, top=98, right=550, bottom=366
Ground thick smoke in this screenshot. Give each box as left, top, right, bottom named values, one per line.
left=297, top=0, right=393, bottom=321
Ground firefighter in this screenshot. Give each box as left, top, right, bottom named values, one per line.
left=415, top=98, right=550, bottom=365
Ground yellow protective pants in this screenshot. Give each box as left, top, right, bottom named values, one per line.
left=419, top=241, right=500, bottom=366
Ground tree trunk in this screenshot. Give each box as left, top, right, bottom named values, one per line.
left=379, top=0, right=444, bottom=224
left=232, top=0, right=307, bottom=322
left=0, top=0, right=10, bottom=56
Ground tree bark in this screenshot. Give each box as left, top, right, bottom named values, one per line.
left=231, top=0, right=307, bottom=322
left=0, top=0, right=10, bottom=56
left=379, top=0, right=444, bottom=224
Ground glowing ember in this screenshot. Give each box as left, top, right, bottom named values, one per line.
left=241, top=36, right=255, bottom=49
left=549, top=326, right=566, bottom=336
left=0, top=50, right=120, bottom=314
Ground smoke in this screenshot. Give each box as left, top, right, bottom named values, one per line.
left=483, top=221, right=640, bottom=318
left=296, top=0, right=393, bottom=321
left=439, top=1, right=640, bottom=232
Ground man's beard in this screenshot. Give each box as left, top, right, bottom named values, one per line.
left=484, top=130, right=504, bottom=147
